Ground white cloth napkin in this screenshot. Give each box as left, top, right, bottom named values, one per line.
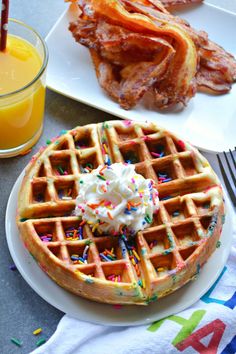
left=32, top=223, right=236, bottom=354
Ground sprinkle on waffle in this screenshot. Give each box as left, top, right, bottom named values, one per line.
left=17, top=120, right=225, bottom=305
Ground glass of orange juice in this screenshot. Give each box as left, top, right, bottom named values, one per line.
left=0, top=19, right=48, bottom=158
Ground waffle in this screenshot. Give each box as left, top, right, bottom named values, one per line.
left=17, top=120, right=225, bottom=305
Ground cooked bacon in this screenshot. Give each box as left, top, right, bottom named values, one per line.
left=90, top=49, right=121, bottom=102
left=70, top=18, right=175, bottom=108
left=161, top=0, right=203, bottom=7
left=70, top=19, right=174, bottom=65
left=68, top=0, right=236, bottom=109
left=69, top=19, right=97, bottom=49
left=96, top=21, right=174, bottom=65
left=69, top=0, right=198, bottom=108
left=121, top=0, right=236, bottom=93
left=197, top=68, right=232, bottom=93
left=199, top=42, right=236, bottom=81
left=91, top=46, right=174, bottom=109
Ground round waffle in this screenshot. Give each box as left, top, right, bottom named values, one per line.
left=17, top=120, right=225, bottom=305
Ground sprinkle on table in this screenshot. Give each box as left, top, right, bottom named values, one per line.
left=11, top=338, right=22, bottom=347
left=33, top=328, right=42, bottom=335
left=10, top=264, right=17, bottom=271
left=36, top=338, right=46, bottom=347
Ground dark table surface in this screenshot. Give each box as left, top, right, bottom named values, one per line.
left=0, top=1, right=234, bottom=353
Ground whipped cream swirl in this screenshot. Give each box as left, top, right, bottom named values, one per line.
left=75, top=163, right=159, bottom=235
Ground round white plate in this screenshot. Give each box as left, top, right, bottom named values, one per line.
left=45, top=3, right=236, bottom=152
left=5, top=171, right=233, bottom=326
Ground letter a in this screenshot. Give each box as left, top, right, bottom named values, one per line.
left=176, top=319, right=226, bottom=354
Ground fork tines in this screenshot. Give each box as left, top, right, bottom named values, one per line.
left=217, top=148, right=236, bottom=206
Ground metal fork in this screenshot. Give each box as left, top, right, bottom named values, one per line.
left=217, top=148, right=236, bottom=206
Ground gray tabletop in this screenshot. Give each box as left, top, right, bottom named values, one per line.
left=0, top=1, right=234, bottom=353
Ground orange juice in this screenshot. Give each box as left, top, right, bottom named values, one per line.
left=0, top=34, right=46, bottom=151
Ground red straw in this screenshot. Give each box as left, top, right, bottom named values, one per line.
left=0, top=0, right=9, bottom=51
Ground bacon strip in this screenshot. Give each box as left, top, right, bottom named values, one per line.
left=161, top=0, right=203, bottom=7
left=70, top=0, right=197, bottom=109
left=122, top=0, right=236, bottom=93
left=70, top=18, right=175, bottom=108
left=68, top=0, right=236, bottom=109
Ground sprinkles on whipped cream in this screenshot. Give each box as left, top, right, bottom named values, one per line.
left=75, top=163, right=159, bottom=235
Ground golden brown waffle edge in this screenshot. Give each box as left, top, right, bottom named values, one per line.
left=17, top=120, right=225, bottom=305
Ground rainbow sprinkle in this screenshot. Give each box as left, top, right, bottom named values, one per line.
left=107, top=274, right=121, bottom=282
left=10, top=264, right=17, bottom=271
left=36, top=193, right=44, bottom=203
left=81, top=162, right=93, bottom=173
left=58, top=188, right=72, bottom=200
left=33, top=328, right=42, bottom=335
left=172, top=210, right=180, bottom=217
left=65, top=226, right=83, bottom=240
left=150, top=144, right=165, bottom=158
left=123, top=150, right=139, bottom=164
left=157, top=172, right=172, bottom=184
left=99, top=248, right=117, bottom=262
left=122, top=237, right=141, bottom=277
left=75, top=137, right=90, bottom=149
left=149, top=240, right=158, bottom=249
left=11, top=338, right=22, bottom=347
left=36, top=338, right=46, bottom=347
left=56, top=165, right=68, bottom=176
left=71, top=245, right=89, bottom=264
left=177, top=139, right=185, bottom=151
left=39, top=234, right=53, bottom=242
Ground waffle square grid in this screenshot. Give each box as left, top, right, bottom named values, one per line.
left=17, top=121, right=224, bottom=305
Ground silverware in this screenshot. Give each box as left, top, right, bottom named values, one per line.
left=217, top=148, right=236, bottom=206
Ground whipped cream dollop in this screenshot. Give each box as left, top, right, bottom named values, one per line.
left=75, top=163, right=159, bottom=235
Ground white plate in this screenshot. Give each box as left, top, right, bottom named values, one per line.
left=5, top=170, right=233, bottom=326
left=45, top=3, right=236, bottom=153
